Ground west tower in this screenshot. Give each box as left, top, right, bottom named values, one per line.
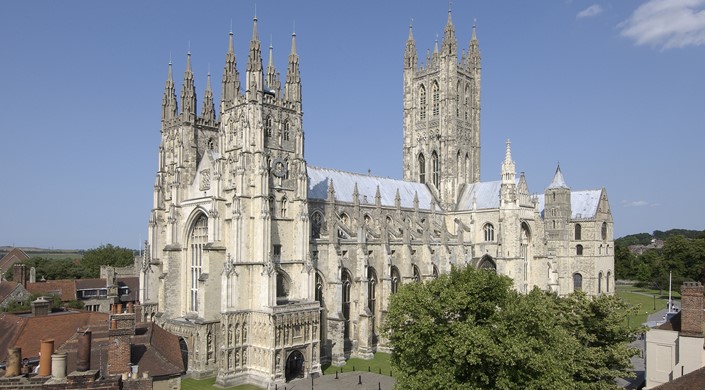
left=402, top=11, right=481, bottom=209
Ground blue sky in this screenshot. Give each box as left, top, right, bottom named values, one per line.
left=1, top=0, right=703, bottom=249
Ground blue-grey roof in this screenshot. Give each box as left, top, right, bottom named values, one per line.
left=307, top=166, right=435, bottom=209
left=547, top=166, right=569, bottom=189
left=457, top=180, right=502, bottom=210
left=536, top=189, right=602, bottom=219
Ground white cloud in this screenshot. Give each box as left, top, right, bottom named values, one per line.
left=620, top=0, right=705, bottom=49
left=577, top=4, right=604, bottom=19
left=621, top=200, right=655, bottom=208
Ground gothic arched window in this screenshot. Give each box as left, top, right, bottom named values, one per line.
left=342, top=269, right=352, bottom=339
left=189, top=214, right=208, bottom=312
left=368, top=267, right=378, bottom=338
left=419, top=85, right=427, bottom=120
left=391, top=266, right=400, bottom=294
left=479, top=256, right=497, bottom=272
left=464, top=85, right=470, bottom=121
left=601, top=222, right=608, bottom=241
left=418, top=153, right=426, bottom=183
left=412, top=265, right=421, bottom=282
left=265, top=116, right=273, bottom=137
left=573, top=273, right=583, bottom=292
left=483, top=223, right=495, bottom=242
left=432, top=264, right=439, bottom=279
left=465, top=153, right=470, bottom=181
left=575, top=224, right=582, bottom=240
left=280, top=197, right=288, bottom=218
left=311, top=211, right=323, bottom=239
left=606, top=271, right=611, bottom=293
left=431, top=151, right=440, bottom=189
left=598, top=271, right=603, bottom=294
left=283, top=120, right=290, bottom=141
left=432, top=81, right=440, bottom=117
left=456, top=81, right=460, bottom=117
left=276, top=271, right=290, bottom=305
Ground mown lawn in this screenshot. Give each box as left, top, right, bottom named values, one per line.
left=615, top=284, right=679, bottom=328
left=181, top=377, right=263, bottom=390
left=322, top=352, right=393, bottom=377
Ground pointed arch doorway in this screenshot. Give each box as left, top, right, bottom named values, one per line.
left=285, top=350, right=305, bottom=381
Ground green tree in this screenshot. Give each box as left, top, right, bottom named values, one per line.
left=80, top=244, right=135, bottom=278
left=383, top=266, right=638, bottom=390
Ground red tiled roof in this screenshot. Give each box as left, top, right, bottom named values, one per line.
left=0, top=248, right=30, bottom=273
left=26, top=280, right=77, bottom=302
left=0, top=281, right=22, bottom=303
left=654, top=366, right=705, bottom=389
left=0, top=311, right=109, bottom=363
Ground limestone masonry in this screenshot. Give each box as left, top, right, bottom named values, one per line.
left=139, top=11, right=614, bottom=388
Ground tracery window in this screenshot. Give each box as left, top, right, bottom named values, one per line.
left=418, top=153, right=426, bottom=183
left=342, top=269, right=352, bottom=339
left=479, top=256, right=497, bottom=272
left=280, top=197, right=287, bottom=218
left=391, top=266, right=400, bottom=294
left=456, top=82, right=460, bottom=117
left=265, top=116, right=273, bottom=137
left=483, top=223, right=495, bottom=242
left=431, top=151, right=440, bottom=189
left=189, top=214, right=208, bottom=312
left=432, top=81, right=439, bottom=117
left=368, top=267, right=378, bottom=338
left=283, top=120, right=290, bottom=141
left=311, top=211, right=323, bottom=239
left=419, top=85, right=427, bottom=120
left=412, top=265, right=421, bottom=282
left=464, top=85, right=470, bottom=121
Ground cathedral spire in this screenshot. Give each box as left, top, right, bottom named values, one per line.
left=221, top=30, right=240, bottom=108
left=285, top=31, right=301, bottom=104
left=404, top=22, right=417, bottom=69
left=201, top=72, right=216, bottom=125
left=161, top=61, right=178, bottom=123
left=469, top=20, right=481, bottom=70
left=501, top=139, right=516, bottom=184
left=180, top=51, right=197, bottom=121
left=433, top=35, right=439, bottom=64
left=441, top=9, right=457, bottom=57
left=548, top=164, right=569, bottom=189
left=266, top=40, right=280, bottom=94
left=246, top=16, right=263, bottom=100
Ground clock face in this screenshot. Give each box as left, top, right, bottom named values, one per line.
left=272, top=158, right=287, bottom=178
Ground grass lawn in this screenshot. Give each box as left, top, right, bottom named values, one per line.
left=615, top=284, right=679, bottom=328
left=181, top=377, right=263, bottom=390
left=322, top=352, right=393, bottom=377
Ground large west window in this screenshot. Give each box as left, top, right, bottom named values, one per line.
left=189, top=214, right=208, bottom=312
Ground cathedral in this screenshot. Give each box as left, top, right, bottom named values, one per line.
left=139, top=11, right=614, bottom=388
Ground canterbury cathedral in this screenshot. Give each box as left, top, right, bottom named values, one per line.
left=139, top=11, right=614, bottom=388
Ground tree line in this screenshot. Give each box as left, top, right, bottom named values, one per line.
left=615, top=229, right=705, bottom=290
left=3, top=244, right=136, bottom=281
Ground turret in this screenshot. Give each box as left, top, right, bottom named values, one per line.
left=404, top=23, right=417, bottom=70
left=441, top=10, right=457, bottom=58
left=221, top=31, right=240, bottom=109
left=284, top=31, right=301, bottom=106
left=500, top=139, right=517, bottom=206
left=180, top=51, right=197, bottom=122
left=246, top=16, right=263, bottom=101
left=468, top=22, right=481, bottom=71
left=161, top=62, right=178, bottom=124
left=266, top=42, right=281, bottom=95
left=201, top=72, right=216, bottom=126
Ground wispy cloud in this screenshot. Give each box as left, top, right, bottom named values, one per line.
left=621, top=200, right=659, bottom=208
left=619, top=0, right=705, bottom=49
left=577, top=4, right=604, bottom=19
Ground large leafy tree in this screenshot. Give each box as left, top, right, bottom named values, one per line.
left=383, top=266, right=638, bottom=390
left=80, top=244, right=135, bottom=278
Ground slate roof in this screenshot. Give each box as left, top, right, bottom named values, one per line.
left=0, top=281, right=22, bottom=304
left=457, top=180, right=502, bottom=210
left=307, top=166, right=435, bottom=210
left=536, top=189, right=603, bottom=219
left=547, top=165, right=569, bottom=189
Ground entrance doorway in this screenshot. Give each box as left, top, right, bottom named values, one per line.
left=178, top=337, right=189, bottom=371
left=285, top=350, right=305, bottom=381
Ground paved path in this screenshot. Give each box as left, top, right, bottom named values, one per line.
left=285, top=372, right=396, bottom=390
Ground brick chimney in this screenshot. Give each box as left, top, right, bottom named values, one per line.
left=13, top=264, right=27, bottom=287
left=31, top=296, right=51, bottom=316
left=107, top=312, right=135, bottom=375
left=680, top=282, right=704, bottom=336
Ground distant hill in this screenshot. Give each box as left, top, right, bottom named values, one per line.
left=616, top=229, right=705, bottom=247
left=0, top=247, right=84, bottom=260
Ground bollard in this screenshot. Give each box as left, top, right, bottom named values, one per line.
left=353, top=365, right=355, bottom=371
left=311, top=375, right=314, bottom=389
left=378, top=382, right=381, bottom=390
left=368, top=366, right=370, bottom=372
left=335, top=371, right=338, bottom=379
left=379, top=368, right=381, bottom=374
left=358, top=374, right=362, bottom=385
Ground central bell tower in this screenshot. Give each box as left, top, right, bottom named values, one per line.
left=402, top=11, right=481, bottom=209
